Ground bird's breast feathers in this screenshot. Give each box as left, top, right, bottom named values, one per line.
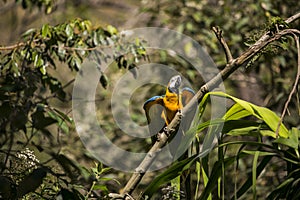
left=163, top=93, right=180, bottom=111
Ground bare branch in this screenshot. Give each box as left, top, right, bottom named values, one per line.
left=286, top=12, right=300, bottom=24
left=276, top=34, right=300, bottom=137
left=212, top=26, right=233, bottom=63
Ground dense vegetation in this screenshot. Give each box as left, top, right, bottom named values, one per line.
left=0, top=0, right=299, bottom=199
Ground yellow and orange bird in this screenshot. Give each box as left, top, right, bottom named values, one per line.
left=143, top=75, right=195, bottom=156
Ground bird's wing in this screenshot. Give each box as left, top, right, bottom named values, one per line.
left=181, top=87, right=196, bottom=131
left=181, top=87, right=195, bottom=106
left=143, top=96, right=165, bottom=143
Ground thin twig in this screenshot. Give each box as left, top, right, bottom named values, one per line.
left=275, top=34, right=300, bottom=137
left=212, top=26, right=233, bottom=63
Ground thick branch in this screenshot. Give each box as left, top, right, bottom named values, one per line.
left=111, top=12, right=300, bottom=199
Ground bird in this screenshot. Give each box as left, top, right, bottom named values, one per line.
left=143, top=75, right=196, bottom=157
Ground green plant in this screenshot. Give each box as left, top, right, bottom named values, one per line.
left=143, top=91, right=299, bottom=199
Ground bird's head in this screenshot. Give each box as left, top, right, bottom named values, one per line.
left=167, top=75, right=181, bottom=94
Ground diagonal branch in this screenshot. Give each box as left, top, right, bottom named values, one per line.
left=109, top=12, right=300, bottom=199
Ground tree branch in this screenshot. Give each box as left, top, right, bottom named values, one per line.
left=110, top=12, right=300, bottom=199
left=212, top=26, right=233, bottom=63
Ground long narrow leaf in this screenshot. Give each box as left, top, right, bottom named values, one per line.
left=202, top=165, right=212, bottom=200
left=208, top=91, right=289, bottom=138
left=198, top=154, right=247, bottom=200
left=143, top=155, right=197, bottom=198
left=252, top=151, right=259, bottom=199
left=231, top=155, right=273, bottom=200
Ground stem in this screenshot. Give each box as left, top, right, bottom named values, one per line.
left=276, top=34, right=300, bottom=137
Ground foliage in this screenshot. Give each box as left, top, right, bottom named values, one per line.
left=0, top=2, right=144, bottom=199
left=16, top=0, right=54, bottom=14
left=143, top=92, right=300, bottom=199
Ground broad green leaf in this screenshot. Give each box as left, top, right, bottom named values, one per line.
left=208, top=91, right=289, bottom=138
left=223, top=104, right=251, bottom=120
left=251, top=105, right=288, bottom=137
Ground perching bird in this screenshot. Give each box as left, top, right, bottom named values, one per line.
left=143, top=75, right=195, bottom=157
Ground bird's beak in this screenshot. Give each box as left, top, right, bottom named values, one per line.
left=168, top=75, right=181, bottom=94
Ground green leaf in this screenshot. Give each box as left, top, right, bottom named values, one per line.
left=106, top=25, right=117, bottom=35
left=232, top=156, right=272, bottom=200
left=65, top=24, right=74, bottom=39
left=242, top=150, right=277, bottom=157
left=40, top=65, right=47, bottom=75
left=53, top=108, right=74, bottom=124
left=273, top=127, right=299, bottom=149
left=22, top=28, right=36, bottom=38
left=202, top=165, right=212, bottom=200
left=223, top=104, right=251, bottom=120
left=45, top=5, right=52, bottom=14
left=267, top=178, right=294, bottom=199
left=199, top=155, right=243, bottom=200
left=195, top=161, right=201, bottom=199
left=93, top=184, right=108, bottom=191
left=209, top=91, right=289, bottom=138
left=32, top=110, right=56, bottom=129
left=227, top=126, right=260, bottom=136
left=41, top=24, right=51, bottom=38
left=48, top=110, right=69, bottom=134
left=252, top=151, right=259, bottom=199
left=251, top=105, right=288, bottom=138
